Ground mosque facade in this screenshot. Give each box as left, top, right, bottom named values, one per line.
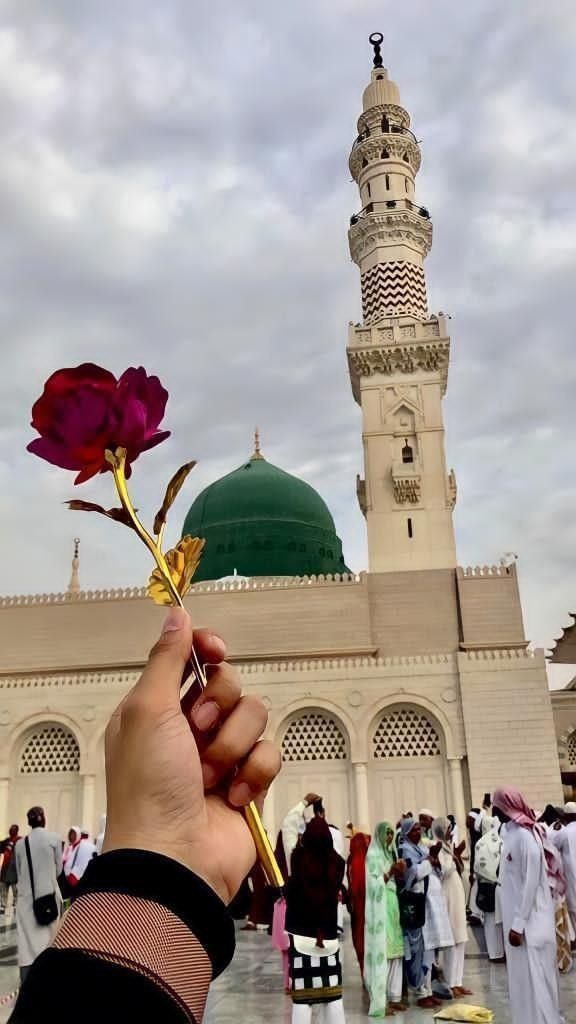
left=0, top=39, right=570, bottom=840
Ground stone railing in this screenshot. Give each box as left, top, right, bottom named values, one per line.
left=0, top=573, right=363, bottom=608
left=458, top=565, right=516, bottom=578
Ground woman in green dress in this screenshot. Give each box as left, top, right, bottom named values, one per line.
left=364, top=821, right=406, bottom=1017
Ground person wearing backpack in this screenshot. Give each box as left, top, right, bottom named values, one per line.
left=13, top=807, right=62, bottom=982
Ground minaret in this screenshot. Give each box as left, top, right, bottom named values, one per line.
left=67, top=537, right=81, bottom=596
left=347, top=34, right=457, bottom=572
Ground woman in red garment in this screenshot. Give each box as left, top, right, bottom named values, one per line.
left=347, top=832, right=371, bottom=975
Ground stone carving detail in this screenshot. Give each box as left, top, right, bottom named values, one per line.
left=19, top=725, right=80, bottom=774
left=567, top=730, right=576, bottom=767
left=282, top=713, right=348, bottom=762
left=349, top=211, right=433, bottom=265
left=349, top=135, right=421, bottom=179
left=348, top=343, right=449, bottom=382
left=372, top=708, right=441, bottom=758
left=357, top=103, right=411, bottom=133
left=356, top=475, right=367, bottom=516
left=448, top=469, right=457, bottom=509
left=393, top=476, right=421, bottom=504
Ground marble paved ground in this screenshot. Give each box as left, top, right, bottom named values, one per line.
left=1, top=920, right=576, bottom=1022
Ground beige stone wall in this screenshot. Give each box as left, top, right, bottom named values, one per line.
left=456, top=565, right=525, bottom=649
left=0, top=646, right=469, bottom=837
left=367, top=570, right=459, bottom=655
left=458, top=648, right=562, bottom=808
left=551, top=691, right=576, bottom=775
left=0, top=577, right=372, bottom=674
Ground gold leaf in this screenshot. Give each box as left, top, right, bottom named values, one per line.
left=66, top=499, right=135, bottom=529
left=147, top=535, right=205, bottom=606
left=153, top=461, right=197, bottom=536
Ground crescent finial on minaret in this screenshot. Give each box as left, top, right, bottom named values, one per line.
left=369, top=32, right=384, bottom=69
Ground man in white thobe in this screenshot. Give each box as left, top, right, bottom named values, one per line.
left=493, top=787, right=562, bottom=1024
left=14, top=806, right=62, bottom=982
left=551, top=802, right=576, bottom=933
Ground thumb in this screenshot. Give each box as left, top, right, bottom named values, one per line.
left=137, top=606, right=193, bottom=707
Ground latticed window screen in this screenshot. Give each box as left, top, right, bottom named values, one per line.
left=567, top=731, right=576, bottom=767
left=372, top=708, right=441, bottom=759
left=282, top=713, right=347, bottom=762
left=19, top=725, right=80, bottom=774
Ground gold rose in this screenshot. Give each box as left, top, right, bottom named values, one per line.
left=70, top=446, right=283, bottom=889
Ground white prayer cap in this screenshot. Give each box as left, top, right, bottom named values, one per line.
left=419, top=808, right=435, bottom=819
left=564, top=802, right=576, bottom=814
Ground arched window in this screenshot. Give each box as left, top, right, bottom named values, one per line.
left=19, top=725, right=80, bottom=774
left=381, top=147, right=390, bottom=159
left=362, top=157, right=368, bottom=168
left=366, top=182, right=371, bottom=198
left=402, top=151, right=409, bottom=163
left=381, top=116, right=389, bottom=133
left=372, top=708, right=441, bottom=759
left=385, top=173, right=390, bottom=190
left=282, top=713, right=348, bottom=762
left=402, top=440, right=414, bottom=464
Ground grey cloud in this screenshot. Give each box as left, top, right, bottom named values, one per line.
left=0, top=0, right=575, bottom=668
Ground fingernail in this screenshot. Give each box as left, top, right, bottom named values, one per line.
left=192, top=701, right=220, bottom=732
left=228, top=781, right=252, bottom=807
left=161, top=608, right=186, bottom=635
left=202, top=763, right=217, bottom=789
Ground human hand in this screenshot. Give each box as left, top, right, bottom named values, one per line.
left=391, top=859, right=406, bottom=877
left=103, top=607, right=281, bottom=905
left=508, top=929, right=523, bottom=947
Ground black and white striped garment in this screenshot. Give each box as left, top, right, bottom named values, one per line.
left=289, top=937, right=343, bottom=1005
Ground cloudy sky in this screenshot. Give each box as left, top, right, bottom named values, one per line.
left=1, top=1, right=575, bottom=682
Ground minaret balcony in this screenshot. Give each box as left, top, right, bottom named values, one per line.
left=352, top=123, right=418, bottom=150
left=348, top=202, right=433, bottom=264
left=391, top=461, right=421, bottom=505
left=350, top=199, right=430, bottom=225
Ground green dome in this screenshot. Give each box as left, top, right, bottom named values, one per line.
left=182, top=452, right=349, bottom=582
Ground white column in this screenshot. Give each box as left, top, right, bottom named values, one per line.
left=0, top=778, right=9, bottom=834
left=262, top=779, right=276, bottom=840
left=447, top=756, right=467, bottom=835
left=81, top=773, right=96, bottom=835
left=353, top=762, right=370, bottom=830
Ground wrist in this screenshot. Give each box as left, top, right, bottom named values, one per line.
left=102, top=833, right=228, bottom=904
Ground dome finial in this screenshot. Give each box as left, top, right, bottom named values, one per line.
left=67, top=537, right=81, bottom=596
left=251, top=426, right=264, bottom=461
left=369, top=32, right=384, bottom=69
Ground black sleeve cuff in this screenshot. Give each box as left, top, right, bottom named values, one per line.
left=79, top=849, right=235, bottom=978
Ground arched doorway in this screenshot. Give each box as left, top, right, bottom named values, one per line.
left=368, top=705, right=449, bottom=824
left=9, top=723, right=82, bottom=836
left=275, top=710, right=352, bottom=833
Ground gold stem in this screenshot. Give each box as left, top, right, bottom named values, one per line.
left=107, top=449, right=283, bottom=889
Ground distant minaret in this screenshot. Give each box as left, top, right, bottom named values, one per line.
left=67, top=537, right=81, bottom=595
left=347, top=35, right=457, bottom=572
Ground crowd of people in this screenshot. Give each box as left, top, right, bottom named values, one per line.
left=2, top=609, right=576, bottom=1024
left=261, top=790, right=576, bottom=1023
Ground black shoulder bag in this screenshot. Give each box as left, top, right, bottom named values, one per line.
left=25, top=836, right=59, bottom=926
left=398, top=874, right=429, bottom=930
left=476, top=879, right=497, bottom=914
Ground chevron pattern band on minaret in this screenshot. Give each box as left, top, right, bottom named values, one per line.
left=361, top=261, right=428, bottom=323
